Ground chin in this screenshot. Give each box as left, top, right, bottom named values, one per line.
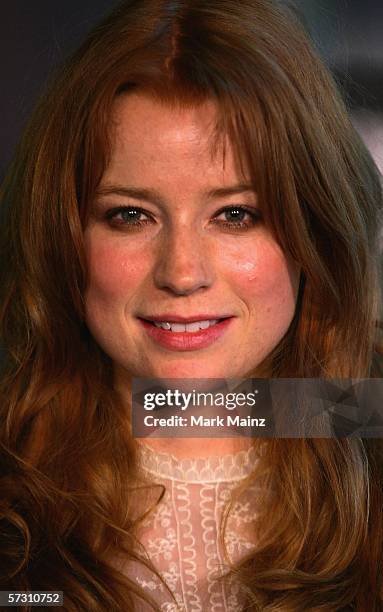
left=144, top=361, right=239, bottom=381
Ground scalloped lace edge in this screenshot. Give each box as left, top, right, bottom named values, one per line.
left=137, top=443, right=259, bottom=483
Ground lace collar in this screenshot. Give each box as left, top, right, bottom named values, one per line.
left=137, top=442, right=258, bottom=484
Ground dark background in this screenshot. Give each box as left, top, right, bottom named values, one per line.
left=1, top=0, right=383, bottom=179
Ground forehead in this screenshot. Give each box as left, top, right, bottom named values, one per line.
left=110, top=92, right=217, bottom=144
left=105, top=92, right=246, bottom=182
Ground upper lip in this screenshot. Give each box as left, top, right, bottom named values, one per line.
left=139, top=314, right=232, bottom=323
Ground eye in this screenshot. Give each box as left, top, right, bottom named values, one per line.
left=104, top=206, right=153, bottom=228
left=212, top=206, right=261, bottom=230
left=220, top=208, right=248, bottom=222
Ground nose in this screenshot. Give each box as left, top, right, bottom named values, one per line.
left=153, top=229, right=214, bottom=296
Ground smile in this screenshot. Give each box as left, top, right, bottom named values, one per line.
left=153, top=319, right=219, bottom=332
left=138, top=316, right=233, bottom=351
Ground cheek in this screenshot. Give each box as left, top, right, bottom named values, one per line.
left=219, top=237, right=300, bottom=315
left=84, top=237, right=148, bottom=302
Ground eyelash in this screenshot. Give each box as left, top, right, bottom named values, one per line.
left=104, top=205, right=261, bottom=231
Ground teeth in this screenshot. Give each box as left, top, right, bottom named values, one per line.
left=185, top=322, right=202, bottom=332
left=199, top=320, right=210, bottom=330
left=171, top=323, right=186, bottom=333
left=153, top=319, right=219, bottom=332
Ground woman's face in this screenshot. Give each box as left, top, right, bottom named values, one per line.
left=84, top=93, right=300, bottom=380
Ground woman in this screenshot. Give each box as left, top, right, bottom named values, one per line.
left=1, top=0, right=382, bottom=610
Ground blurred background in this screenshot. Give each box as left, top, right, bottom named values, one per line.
left=1, top=0, right=382, bottom=179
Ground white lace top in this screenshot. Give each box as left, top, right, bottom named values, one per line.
left=120, top=443, right=260, bottom=611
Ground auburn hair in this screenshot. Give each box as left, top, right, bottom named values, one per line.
left=1, top=0, right=382, bottom=610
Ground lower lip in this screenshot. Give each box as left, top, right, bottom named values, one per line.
left=138, top=318, right=233, bottom=351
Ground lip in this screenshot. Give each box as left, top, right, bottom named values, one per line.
left=138, top=317, right=234, bottom=351
left=141, top=314, right=231, bottom=323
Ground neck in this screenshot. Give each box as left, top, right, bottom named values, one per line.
left=138, top=436, right=253, bottom=459
left=114, top=367, right=253, bottom=459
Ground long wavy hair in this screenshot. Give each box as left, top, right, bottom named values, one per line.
left=1, top=0, right=383, bottom=610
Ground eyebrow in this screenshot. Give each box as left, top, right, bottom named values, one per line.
left=95, top=183, right=256, bottom=204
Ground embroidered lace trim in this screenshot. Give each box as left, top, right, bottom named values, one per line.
left=137, top=443, right=258, bottom=483
left=113, top=444, right=260, bottom=610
